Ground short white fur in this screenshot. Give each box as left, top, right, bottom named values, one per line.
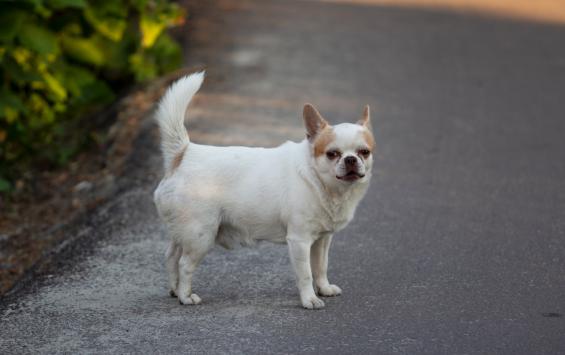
left=153, top=72, right=373, bottom=309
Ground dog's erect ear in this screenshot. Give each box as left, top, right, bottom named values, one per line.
left=357, top=105, right=371, bottom=130
left=303, top=103, right=329, bottom=141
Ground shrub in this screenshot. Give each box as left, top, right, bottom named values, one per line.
left=0, top=0, right=184, bottom=192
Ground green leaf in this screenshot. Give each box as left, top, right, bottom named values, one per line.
left=57, top=63, right=96, bottom=97
left=18, top=23, right=59, bottom=55
left=61, top=35, right=105, bottom=66
left=140, top=15, right=166, bottom=48
left=84, top=2, right=127, bottom=42
left=0, top=89, right=28, bottom=115
left=42, top=72, right=67, bottom=101
left=0, top=178, right=12, bottom=192
left=79, top=79, right=114, bottom=104
left=46, top=0, right=86, bottom=9
left=2, top=57, right=43, bottom=84
left=129, top=0, right=148, bottom=12
left=21, top=0, right=44, bottom=7
left=93, top=32, right=135, bottom=71
left=129, top=51, right=157, bottom=81
left=149, top=33, right=182, bottom=73
left=0, top=9, right=28, bottom=43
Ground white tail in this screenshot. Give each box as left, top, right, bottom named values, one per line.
left=155, top=71, right=205, bottom=171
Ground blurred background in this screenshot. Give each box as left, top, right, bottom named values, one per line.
left=1, top=0, right=565, bottom=353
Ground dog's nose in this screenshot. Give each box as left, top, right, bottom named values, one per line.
left=344, top=156, right=357, bottom=167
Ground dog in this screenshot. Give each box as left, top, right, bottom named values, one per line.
left=153, top=72, right=374, bottom=309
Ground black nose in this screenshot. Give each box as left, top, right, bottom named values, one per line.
left=344, top=156, right=357, bottom=167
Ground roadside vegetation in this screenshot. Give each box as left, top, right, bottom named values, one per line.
left=0, top=0, right=185, bottom=195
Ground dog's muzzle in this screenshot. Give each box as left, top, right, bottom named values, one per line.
left=337, top=155, right=364, bottom=181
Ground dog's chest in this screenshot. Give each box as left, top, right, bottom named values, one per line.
left=309, top=202, right=355, bottom=234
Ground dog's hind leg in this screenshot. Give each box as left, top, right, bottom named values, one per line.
left=177, top=224, right=215, bottom=305
left=165, top=241, right=182, bottom=297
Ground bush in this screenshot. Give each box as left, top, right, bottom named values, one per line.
left=0, top=0, right=184, bottom=192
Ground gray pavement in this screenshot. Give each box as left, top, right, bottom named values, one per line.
left=2, top=0, right=565, bottom=353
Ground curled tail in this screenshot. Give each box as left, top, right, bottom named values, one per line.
left=155, top=71, right=205, bottom=172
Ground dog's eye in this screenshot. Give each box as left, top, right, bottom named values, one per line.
left=358, top=149, right=371, bottom=158
left=326, top=150, right=340, bottom=160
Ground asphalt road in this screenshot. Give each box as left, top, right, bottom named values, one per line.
left=2, top=0, right=565, bottom=353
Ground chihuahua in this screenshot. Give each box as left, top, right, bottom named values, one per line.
left=154, top=72, right=374, bottom=309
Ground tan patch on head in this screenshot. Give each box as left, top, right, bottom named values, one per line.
left=363, top=130, right=375, bottom=151
left=171, top=145, right=187, bottom=172
left=313, top=127, right=336, bottom=157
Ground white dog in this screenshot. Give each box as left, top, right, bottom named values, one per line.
left=154, top=72, right=374, bottom=309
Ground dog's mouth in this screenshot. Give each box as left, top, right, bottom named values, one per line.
left=336, top=171, right=365, bottom=182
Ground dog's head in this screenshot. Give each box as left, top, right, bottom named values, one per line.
left=303, top=103, right=374, bottom=189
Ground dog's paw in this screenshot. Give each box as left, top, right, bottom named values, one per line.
left=318, top=284, right=342, bottom=297
left=301, top=295, right=325, bottom=310
left=178, top=293, right=202, bottom=305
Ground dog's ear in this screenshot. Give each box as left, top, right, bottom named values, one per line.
left=303, top=103, right=329, bottom=141
left=357, top=105, right=371, bottom=130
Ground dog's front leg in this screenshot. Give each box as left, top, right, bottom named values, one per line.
left=311, top=234, right=342, bottom=297
left=287, top=235, right=325, bottom=309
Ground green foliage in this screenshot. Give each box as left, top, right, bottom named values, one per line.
left=0, top=0, right=184, bottom=191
